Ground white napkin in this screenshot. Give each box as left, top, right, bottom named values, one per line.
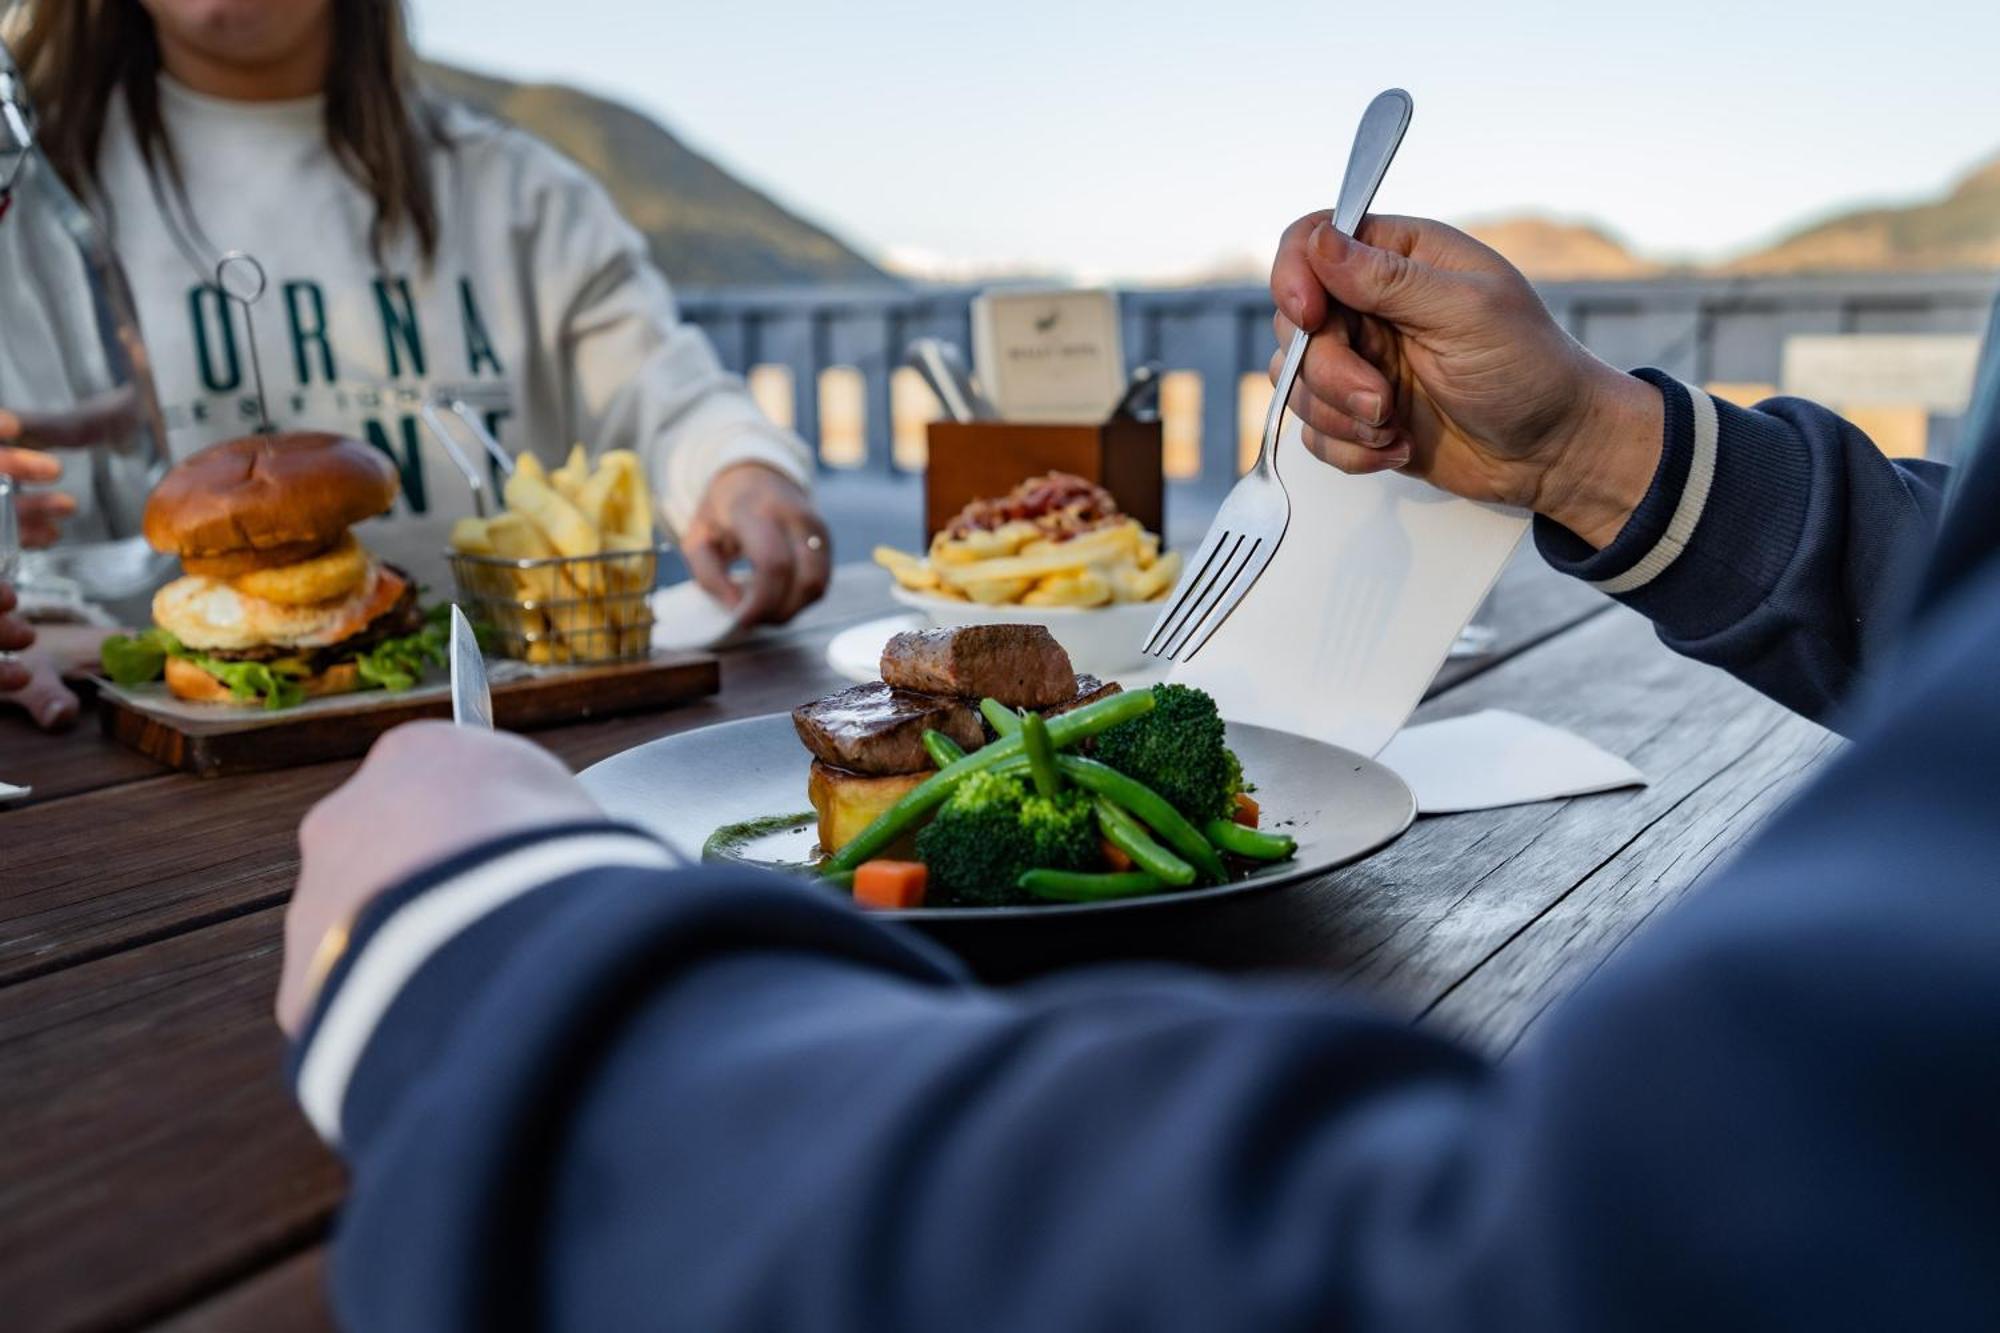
left=1172, top=421, right=1530, bottom=758
left=1379, top=709, right=1646, bottom=814
left=0, top=781, right=30, bottom=804
left=650, top=579, right=755, bottom=653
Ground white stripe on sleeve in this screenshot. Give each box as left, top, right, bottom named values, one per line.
left=296, top=831, right=675, bottom=1145
left=1593, top=382, right=1719, bottom=595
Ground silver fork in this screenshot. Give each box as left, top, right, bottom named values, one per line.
left=1143, top=88, right=1414, bottom=662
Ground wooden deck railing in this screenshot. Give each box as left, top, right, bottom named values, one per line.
left=678, top=271, right=2000, bottom=495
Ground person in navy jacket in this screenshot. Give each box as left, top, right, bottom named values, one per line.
left=279, top=213, right=2000, bottom=1331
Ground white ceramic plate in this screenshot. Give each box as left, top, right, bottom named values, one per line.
left=579, top=712, right=1417, bottom=922
left=888, top=586, right=1161, bottom=677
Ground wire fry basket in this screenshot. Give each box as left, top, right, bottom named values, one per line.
left=447, top=544, right=665, bottom=664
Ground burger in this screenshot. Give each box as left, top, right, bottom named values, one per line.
left=133, top=431, right=427, bottom=706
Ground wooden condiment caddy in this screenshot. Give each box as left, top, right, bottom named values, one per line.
left=923, top=418, right=1164, bottom=543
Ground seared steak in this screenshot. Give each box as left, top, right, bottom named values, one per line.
left=880, top=625, right=1075, bottom=709
left=1047, top=673, right=1122, bottom=717
left=793, top=682, right=986, bottom=776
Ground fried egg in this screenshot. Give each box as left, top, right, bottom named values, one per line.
left=153, top=562, right=408, bottom=651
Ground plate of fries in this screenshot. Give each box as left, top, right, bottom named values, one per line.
left=447, top=445, right=662, bottom=664
left=875, top=516, right=1182, bottom=675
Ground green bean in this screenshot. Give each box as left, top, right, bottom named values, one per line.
left=922, top=729, right=967, bottom=769
left=1018, top=868, right=1166, bottom=902
left=1204, top=819, right=1297, bottom=861
left=1055, top=755, right=1229, bottom=885
left=822, top=869, right=856, bottom=891
left=822, top=688, right=1156, bottom=874
left=980, top=697, right=1023, bottom=736
left=1094, top=797, right=1195, bottom=886
left=1021, top=712, right=1059, bottom=798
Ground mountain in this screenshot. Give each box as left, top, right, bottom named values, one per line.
left=1726, top=155, right=2000, bottom=274
left=1460, top=217, right=1661, bottom=280
left=1466, top=154, right=2000, bottom=282
left=422, top=63, right=894, bottom=289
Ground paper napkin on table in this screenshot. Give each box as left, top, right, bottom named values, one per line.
left=0, top=781, right=30, bottom=804
left=650, top=578, right=755, bottom=653
left=1379, top=709, right=1647, bottom=814
left=1172, top=420, right=1530, bottom=758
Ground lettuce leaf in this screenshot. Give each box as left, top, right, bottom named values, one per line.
left=101, top=605, right=449, bottom=708
left=187, top=655, right=309, bottom=711
left=99, top=628, right=183, bottom=686
left=354, top=604, right=450, bottom=692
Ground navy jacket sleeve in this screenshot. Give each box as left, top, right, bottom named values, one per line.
left=292, top=544, right=2000, bottom=1330
left=1533, top=368, right=1949, bottom=725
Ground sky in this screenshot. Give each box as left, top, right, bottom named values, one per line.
left=413, top=0, right=2000, bottom=283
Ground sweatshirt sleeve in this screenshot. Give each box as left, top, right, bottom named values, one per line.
left=517, top=144, right=813, bottom=536
left=1533, top=368, right=1950, bottom=724
left=292, top=561, right=2000, bottom=1332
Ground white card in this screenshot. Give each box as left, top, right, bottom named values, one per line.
left=1172, top=421, right=1528, bottom=757
left=1379, top=709, right=1647, bottom=814
left=970, top=288, right=1125, bottom=423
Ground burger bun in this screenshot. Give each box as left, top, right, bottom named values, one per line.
left=163, top=656, right=364, bottom=706
left=145, top=432, right=398, bottom=562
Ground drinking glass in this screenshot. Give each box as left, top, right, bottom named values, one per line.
left=0, top=474, right=20, bottom=669
left=0, top=40, right=174, bottom=620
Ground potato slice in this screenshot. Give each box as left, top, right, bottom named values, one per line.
left=504, top=470, right=603, bottom=606
left=809, top=761, right=928, bottom=854
left=873, top=545, right=939, bottom=591
left=932, top=520, right=1039, bottom=565
left=1024, top=568, right=1113, bottom=608
left=1130, top=548, right=1183, bottom=601
left=550, top=442, right=591, bottom=502
left=449, top=516, right=495, bottom=555
left=963, top=576, right=1035, bottom=605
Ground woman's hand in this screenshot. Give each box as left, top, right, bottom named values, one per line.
left=280, top=722, right=602, bottom=1034
left=0, top=424, right=76, bottom=548
left=1269, top=213, right=1665, bottom=549
left=0, top=582, right=81, bottom=731
left=680, top=463, right=832, bottom=626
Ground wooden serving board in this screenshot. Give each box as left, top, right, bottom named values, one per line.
left=96, top=651, right=721, bottom=778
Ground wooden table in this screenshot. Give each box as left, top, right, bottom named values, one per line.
left=0, top=554, right=1838, bottom=1333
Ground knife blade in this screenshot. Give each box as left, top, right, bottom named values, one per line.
left=448, top=605, right=494, bottom=730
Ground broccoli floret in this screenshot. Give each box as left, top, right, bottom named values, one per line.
left=1094, top=684, right=1244, bottom=824
left=1019, top=789, right=1100, bottom=871
left=917, top=770, right=1097, bottom=906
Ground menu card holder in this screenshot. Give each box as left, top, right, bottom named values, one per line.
left=923, top=418, right=1164, bottom=543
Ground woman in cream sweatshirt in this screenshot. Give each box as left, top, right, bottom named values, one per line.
left=0, top=0, right=830, bottom=724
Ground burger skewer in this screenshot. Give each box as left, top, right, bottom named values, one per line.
left=213, top=252, right=276, bottom=435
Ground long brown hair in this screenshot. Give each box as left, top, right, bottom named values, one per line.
left=5, top=0, right=442, bottom=264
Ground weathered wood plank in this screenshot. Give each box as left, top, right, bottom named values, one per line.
left=0, top=909, right=342, bottom=1333
left=0, top=714, right=170, bottom=806
left=0, top=622, right=870, bottom=988
left=1423, top=710, right=1843, bottom=1054
left=147, top=1249, right=331, bottom=1333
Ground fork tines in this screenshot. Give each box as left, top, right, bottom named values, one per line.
left=1141, top=519, right=1281, bottom=663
